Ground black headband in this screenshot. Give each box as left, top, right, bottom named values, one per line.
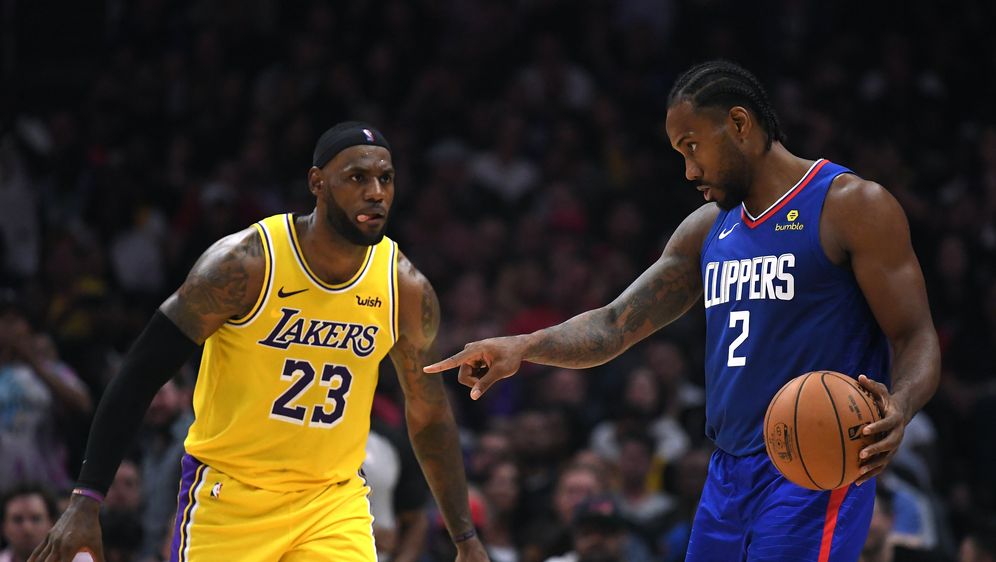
left=312, top=121, right=392, bottom=168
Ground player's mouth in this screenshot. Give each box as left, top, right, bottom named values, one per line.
left=356, top=210, right=386, bottom=225
left=697, top=185, right=712, bottom=201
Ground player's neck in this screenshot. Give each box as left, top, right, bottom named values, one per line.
left=742, top=144, right=815, bottom=217
left=295, top=211, right=370, bottom=284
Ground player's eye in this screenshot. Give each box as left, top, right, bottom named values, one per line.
left=351, top=174, right=365, bottom=183
left=379, top=174, right=393, bottom=184
left=689, top=142, right=698, bottom=153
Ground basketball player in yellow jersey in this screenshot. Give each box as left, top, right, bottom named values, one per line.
left=30, top=122, right=490, bottom=562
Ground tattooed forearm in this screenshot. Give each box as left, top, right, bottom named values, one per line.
left=618, top=255, right=700, bottom=334
left=409, top=420, right=474, bottom=537
left=525, top=308, right=624, bottom=368
left=524, top=254, right=701, bottom=369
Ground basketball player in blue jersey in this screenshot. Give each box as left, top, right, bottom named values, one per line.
left=426, top=61, right=940, bottom=561
left=31, top=122, right=489, bottom=562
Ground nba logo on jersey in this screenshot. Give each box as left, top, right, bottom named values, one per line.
left=362, top=129, right=375, bottom=142
left=210, top=482, right=222, bottom=499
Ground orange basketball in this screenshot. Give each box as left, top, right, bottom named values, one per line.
left=763, top=371, right=881, bottom=491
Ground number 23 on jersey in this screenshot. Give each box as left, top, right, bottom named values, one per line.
left=270, top=358, right=353, bottom=427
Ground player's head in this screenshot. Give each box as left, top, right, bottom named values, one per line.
left=308, top=121, right=394, bottom=246
left=665, top=60, right=786, bottom=210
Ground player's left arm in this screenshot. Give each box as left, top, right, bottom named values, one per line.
left=824, top=175, right=941, bottom=485
left=389, top=252, right=490, bottom=561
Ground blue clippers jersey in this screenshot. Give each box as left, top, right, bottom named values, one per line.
left=700, top=159, right=890, bottom=455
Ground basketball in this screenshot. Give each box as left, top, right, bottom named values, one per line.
left=763, top=371, right=882, bottom=491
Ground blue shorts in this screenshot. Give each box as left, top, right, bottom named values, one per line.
left=686, top=449, right=875, bottom=562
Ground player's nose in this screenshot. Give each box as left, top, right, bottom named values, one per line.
left=685, top=159, right=702, bottom=182
left=364, top=179, right=387, bottom=201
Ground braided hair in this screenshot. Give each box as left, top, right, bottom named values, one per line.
left=667, top=60, right=786, bottom=150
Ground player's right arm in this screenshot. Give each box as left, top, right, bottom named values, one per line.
left=30, top=227, right=265, bottom=562
left=425, top=203, right=718, bottom=400
left=161, top=227, right=267, bottom=343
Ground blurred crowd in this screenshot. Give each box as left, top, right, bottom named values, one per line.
left=3, top=0, right=996, bottom=561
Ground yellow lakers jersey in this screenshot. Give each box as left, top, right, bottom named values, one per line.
left=185, top=213, right=398, bottom=492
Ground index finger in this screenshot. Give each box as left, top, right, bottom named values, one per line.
left=423, top=348, right=482, bottom=373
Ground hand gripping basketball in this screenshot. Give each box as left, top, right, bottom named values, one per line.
left=764, top=371, right=884, bottom=490
left=854, top=374, right=909, bottom=486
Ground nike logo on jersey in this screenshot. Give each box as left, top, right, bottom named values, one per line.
left=718, top=224, right=739, bottom=239
left=277, top=287, right=309, bottom=298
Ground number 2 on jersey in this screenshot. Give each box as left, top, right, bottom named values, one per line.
left=270, top=359, right=353, bottom=427
left=728, top=310, right=749, bottom=367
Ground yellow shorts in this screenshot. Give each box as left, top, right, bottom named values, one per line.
left=169, top=454, right=376, bottom=562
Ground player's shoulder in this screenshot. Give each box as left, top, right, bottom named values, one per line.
left=395, top=249, right=431, bottom=295
left=689, top=201, right=723, bottom=224
left=668, top=203, right=722, bottom=255
left=824, top=172, right=909, bottom=249
left=194, top=225, right=267, bottom=276
left=826, top=173, right=898, bottom=213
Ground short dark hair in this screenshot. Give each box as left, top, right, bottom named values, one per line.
left=1, top=483, right=59, bottom=524
left=667, top=60, right=786, bottom=150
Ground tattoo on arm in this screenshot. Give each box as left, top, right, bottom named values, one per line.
left=526, top=307, right=624, bottom=367
left=392, top=255, right=474, bottom=538
left=409, top=421, right=474, bottom=537
left=526, top=254, right=701, bottom=368
left=163, top=230, right=263, bottom=343
left=391, top=336, right=447, bottom=407
left=619, top=255, right=700, bottom=335
left=421, top=279, right=439, bottom=340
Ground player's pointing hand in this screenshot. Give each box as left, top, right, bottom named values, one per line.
left=424, top=336, right=527, bottom=400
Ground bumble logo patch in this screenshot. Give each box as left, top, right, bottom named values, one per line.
left=775, top=210, right=804, bottom=232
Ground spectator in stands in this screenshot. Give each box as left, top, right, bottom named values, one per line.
left=1, top=484, right=90, bottom=562
left=0, top=295, right=92, bottom=493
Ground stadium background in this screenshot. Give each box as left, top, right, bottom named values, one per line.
left=2, top=0, right=995, bottom=560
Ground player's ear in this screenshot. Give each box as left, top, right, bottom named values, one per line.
left=307, top=167, right=324, bottom=196
left=729, top=106, right=751, bottom=141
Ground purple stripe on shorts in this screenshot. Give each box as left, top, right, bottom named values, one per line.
left=170, top=454, right=205, bottom=562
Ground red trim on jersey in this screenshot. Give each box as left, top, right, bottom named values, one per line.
left=741, top=159, right=829, bottom=228
left=817, top=485, right=849, bottom=562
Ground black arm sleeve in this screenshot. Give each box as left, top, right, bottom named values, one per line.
left=76, top=310, right=199, bottom=494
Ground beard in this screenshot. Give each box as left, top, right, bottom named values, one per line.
left=325, top=195, right=387, bottom=246
left=710, top=139, right=751, bottom=211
